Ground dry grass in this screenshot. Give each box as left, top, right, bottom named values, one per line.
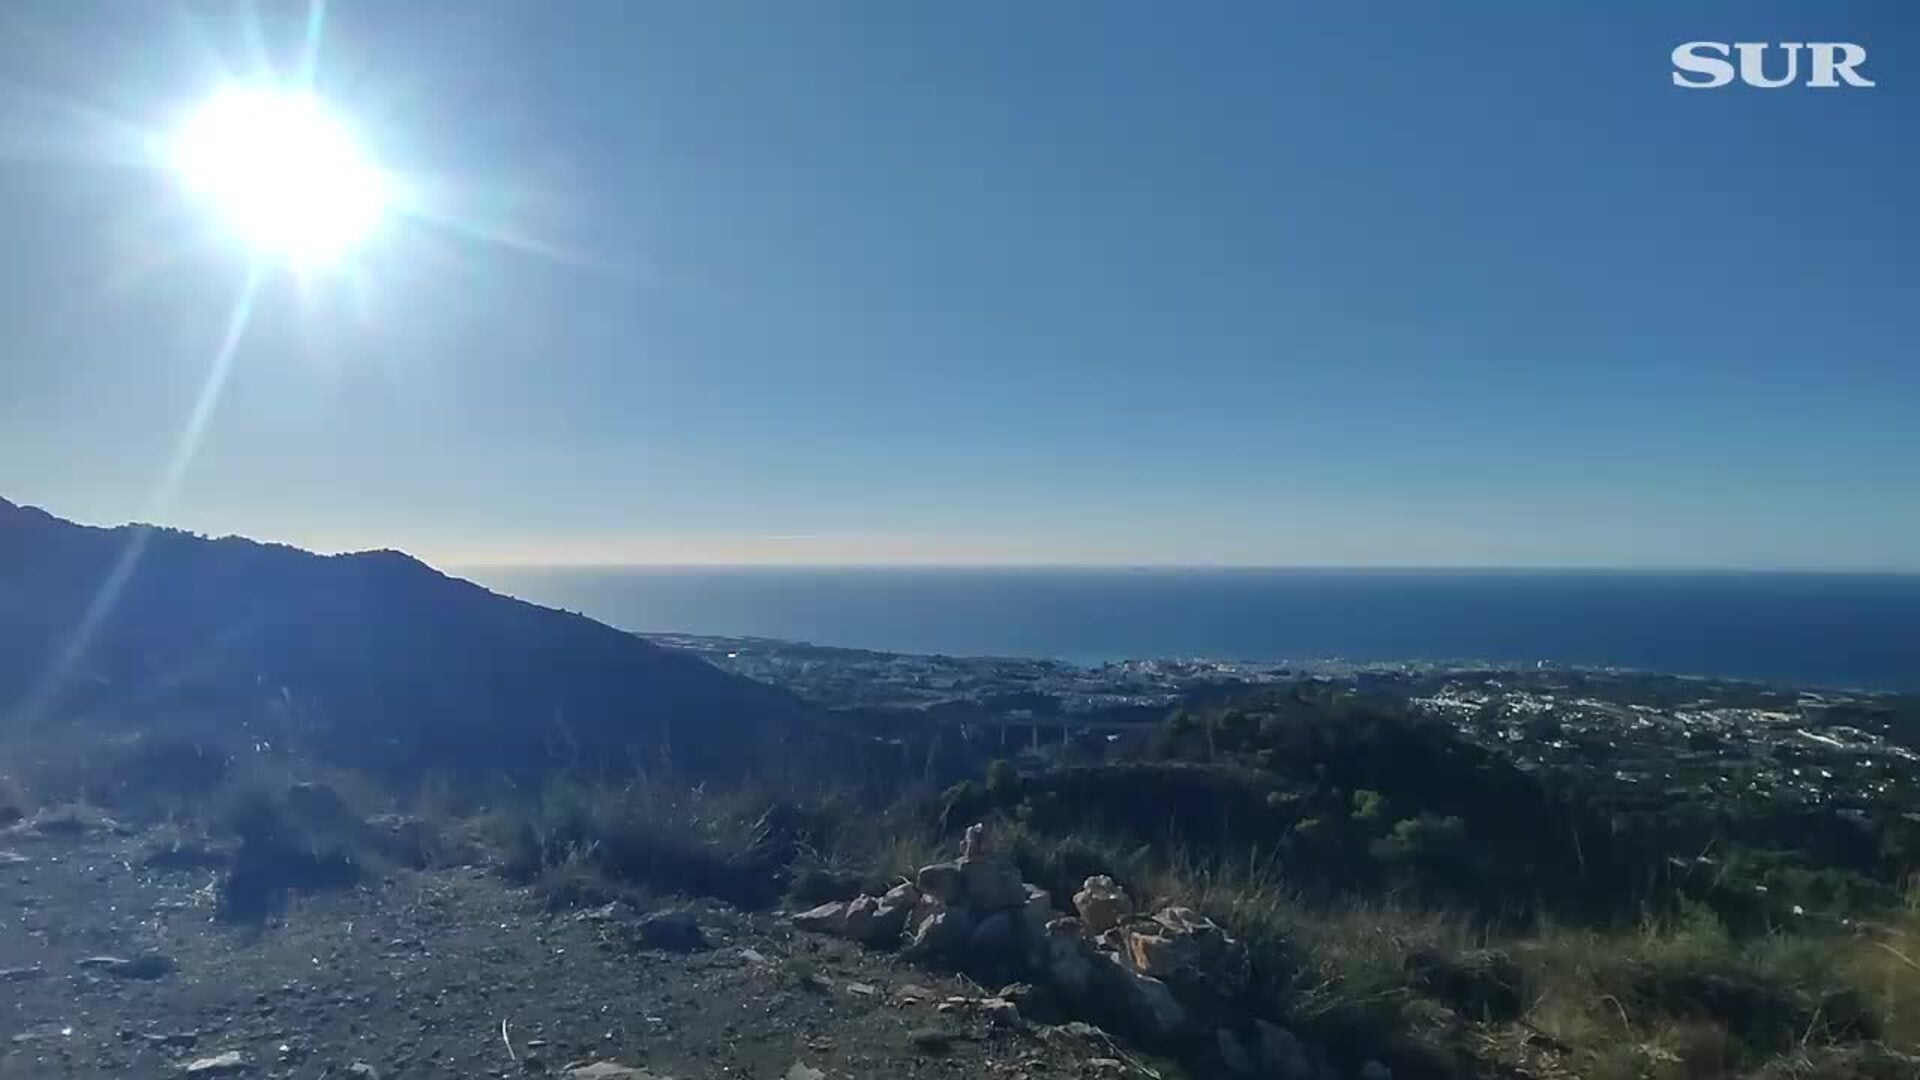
left=1029, top=832, right=1918, bottom=1079
left=1840, top=905, right=1920, bottom=1052
left=864, top=828, right=945, bottom=888
left=1493, top=906, right=1906, bottom=1077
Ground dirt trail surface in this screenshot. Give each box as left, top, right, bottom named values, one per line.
left=1, top=824, right=1146, bottom=1079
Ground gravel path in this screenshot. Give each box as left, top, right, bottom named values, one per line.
left=2, top=823, right=1150, bottom=1079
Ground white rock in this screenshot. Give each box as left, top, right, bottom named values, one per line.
left=567, top=1063, right=661, bottom=1080
left=181, top=1051, right=248, bottom=1076
left=791, top=900, right=852, bottom=934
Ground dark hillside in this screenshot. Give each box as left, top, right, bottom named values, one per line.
left=0, top=496, right=823, bottom=779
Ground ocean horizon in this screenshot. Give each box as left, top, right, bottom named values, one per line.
left=467, top=567, right=1920, bottom=694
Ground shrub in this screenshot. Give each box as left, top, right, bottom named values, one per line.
left=481, top=775, right=857, bottom=910
left=214, top=779, right=363, bottom=921
left=985, top=758, right=1021, bottom=803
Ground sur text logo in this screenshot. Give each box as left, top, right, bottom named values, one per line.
left=1672, top=42, right=1874, bottom=89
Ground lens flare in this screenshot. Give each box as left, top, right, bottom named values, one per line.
left=171, top=86, right=386, bottom=266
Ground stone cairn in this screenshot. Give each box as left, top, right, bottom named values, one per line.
left=791, top=822, right=1334, bottom=1079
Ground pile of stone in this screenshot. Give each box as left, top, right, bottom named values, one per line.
left=791, top=823, right=1345, bottom=1079
left=792, top=823, right=1050, bottom=971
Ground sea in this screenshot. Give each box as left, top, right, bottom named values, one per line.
left=469, top=568, right=1920, bottom=694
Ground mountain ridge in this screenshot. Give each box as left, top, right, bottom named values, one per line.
left=0, top=496, right=826, bottom=779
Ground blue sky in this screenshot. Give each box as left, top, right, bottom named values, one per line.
left=0, top=2, right=1914, bottom=569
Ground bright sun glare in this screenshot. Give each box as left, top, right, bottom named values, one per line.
left=171, top=86, right=386, bottom=266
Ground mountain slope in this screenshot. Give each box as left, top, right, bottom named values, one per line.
left=0, top=496, right=824, bottom=778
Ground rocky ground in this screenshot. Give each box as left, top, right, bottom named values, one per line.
left=0, top=816, right=1164, bottom=1080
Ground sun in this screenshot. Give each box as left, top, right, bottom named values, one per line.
left=170, top=86, right=387, bottom=267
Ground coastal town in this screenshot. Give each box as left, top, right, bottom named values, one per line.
left=647, top=633, right=1920, bottom=826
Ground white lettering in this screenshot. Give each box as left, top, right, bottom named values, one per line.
left=1807, top=42, right=1875, bottom=87
left=1737, top=42, right=1802, bottom=88
left=1673, top=41, right=1736, bottom=89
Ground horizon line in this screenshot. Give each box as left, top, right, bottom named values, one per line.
left=10, top=499, right=1915, bottom=577
left=448, top=561, right=1920, bottom=577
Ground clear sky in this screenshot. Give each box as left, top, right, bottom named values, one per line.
left=1, top=3, right=1914, bottom=570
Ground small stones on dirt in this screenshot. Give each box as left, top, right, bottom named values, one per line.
left=7, top=821, right=1117, bottom=1080
left=142, top=840, right=231, bottom=871
left=144, top=1031, right=201, bottom=1049
left=574, top=902, right=626, bottom=922
left=180, top=1049, right=248, bottom=1076
left=77, top=954, right=177, bottom=980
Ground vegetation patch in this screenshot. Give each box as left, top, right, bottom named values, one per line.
left=214, top=780, right=365, bottom=921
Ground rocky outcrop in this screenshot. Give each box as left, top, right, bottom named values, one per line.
left=794, top=885, right=921, bottom=948
left=1095, top=952, right=1188, bottom=1039
left=1122, top=905, right=1251, bottom=1007
left=789, top=821, right=1307, bottom=1071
